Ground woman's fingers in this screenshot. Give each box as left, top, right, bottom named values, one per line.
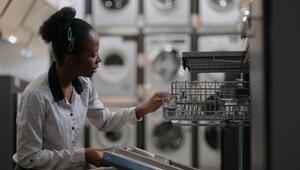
left=154, top=97, right=171, bottom=102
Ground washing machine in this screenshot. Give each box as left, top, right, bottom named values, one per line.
left=93, top=36, right=138, bottom=97
left=144, top=0, right=190, bottom=28
left=199, top=0, right=241, bottom=30
left=145, top=111, right=192, bottom=166
left=89, top=107, right=137, bottom=148
left=198, top=127, right=221, bottom=169
left=145, top=34, right=190, bottom=96
left=92, top=0, right=138, bottom=28
left=143, top=34, right=191, bottom=165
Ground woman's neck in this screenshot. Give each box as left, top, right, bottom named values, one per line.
left=55, top=63, right=76, bottom=89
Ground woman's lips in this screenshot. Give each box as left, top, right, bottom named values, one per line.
left=93, top=66, right=99, bottom=72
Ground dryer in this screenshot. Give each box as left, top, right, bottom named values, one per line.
left=145, top=34, right=190, bottom=96
left=199, top=0, right=241, bottom=30
left=92, top=0, right=139, bottom=28
left=144, top=0, right=190, bottom=28
left=93, top=36, right=138, bottom=97
left=89, top=107, right=137, bottom=148
left=145, top=111, right=192, bottom=166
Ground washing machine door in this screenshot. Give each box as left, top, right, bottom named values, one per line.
left=151, top=0, right=180, bottom=11
left=94, top=128, right=133, bottom=147
left=209, top=0, right=235, bottom=12
left=152, top=46, right=181, bottom=81
left=204, top=127, right=220, bottom=150
left=101, top=0, right=129, bottom=10
left=97, top=52, right=128, bottom=83
left=152, top=121, right=184, bottom=152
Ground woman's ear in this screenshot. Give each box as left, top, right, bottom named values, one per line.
left=64, top=55, right=77, bottom=66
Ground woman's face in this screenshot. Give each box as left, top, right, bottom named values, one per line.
left=75, top=30, right=101, bottom=77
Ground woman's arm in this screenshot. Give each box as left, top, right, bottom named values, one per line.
left=135, top=92, right=171, bottom=119
left=87, top=82, right=170, bottom=132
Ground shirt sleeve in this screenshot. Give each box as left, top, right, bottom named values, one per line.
left=86, top=82, right=139, bottom=132
left=15, top=92, right=85, bottom=169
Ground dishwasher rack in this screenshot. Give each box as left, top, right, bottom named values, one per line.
left=163, top=80, right=250, bottom=127
left=182, top=51, right=249, bottom=73
left=163, top=50, right=251, bottom=127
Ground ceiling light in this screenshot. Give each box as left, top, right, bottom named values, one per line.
left=8, top=36, right=18, bottom=44
left=20, top=49, right=32, bottom=58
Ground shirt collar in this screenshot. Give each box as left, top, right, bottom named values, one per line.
left=48, top=62, right=83, bottom=102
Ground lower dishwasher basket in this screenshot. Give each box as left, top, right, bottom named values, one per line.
left=163, top=81, right=251, bottom=127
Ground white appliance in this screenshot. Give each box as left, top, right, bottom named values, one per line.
left=144, top=0, right=190, bottom=28
left=199, top=0, right=241, bottom=30
left=197, top=34, right=246, bottom=81
left=143, top=34, right=191, bottom=167
left=92, top=0, right=138, bottom=29
left=89, top=107, right=137, bottom=148
left=198, top=127, right=221, bottom=169
left=145, top=112, right=192, bottom=166
left=93, top=36, right=137, bottom=97
left=145, top=34, right=190, bottom=96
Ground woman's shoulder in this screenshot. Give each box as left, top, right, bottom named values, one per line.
left=22, top=73, right=49, bottom=99
left=78, top=76, right=93, bottom=88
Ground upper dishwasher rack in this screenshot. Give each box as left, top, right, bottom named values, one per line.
left=182, top=51, right=249, bottom=73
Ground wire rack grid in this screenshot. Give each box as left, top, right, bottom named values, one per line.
left=163, top=80, right=250, bottom=126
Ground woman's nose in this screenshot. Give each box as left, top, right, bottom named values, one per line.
left=97, top=56, right=102, bottom=63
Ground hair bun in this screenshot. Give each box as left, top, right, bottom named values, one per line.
left=39, top=7, right=76, bottom=43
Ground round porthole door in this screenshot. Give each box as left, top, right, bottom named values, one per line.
left=152, top=121, right=185, bottom=152
left=204, top=127, right=220, bottom=150
left=152, top=45, right=181, bottom=81
left=94, top=128, right=133, bottom=147
left=208, top=0, right=235, bottom=12
left=101, top=0, right=129, bottom=10
left=96, top=51, right=129, bottom=84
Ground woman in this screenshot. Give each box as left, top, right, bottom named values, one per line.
left=13, top=7, right=169, bottom=170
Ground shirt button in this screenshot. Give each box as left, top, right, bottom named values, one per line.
left=72, top=127, right=75, bottom=130
left=72, top=141, right=75, bottom=144
left=70, top=113, right=73, bottom=116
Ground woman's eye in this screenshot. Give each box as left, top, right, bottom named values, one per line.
left=92, top=51, right=99, bottom=58
left=90, top=52, right=97, bottom=58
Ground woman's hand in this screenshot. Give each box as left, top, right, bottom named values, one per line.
left=135, top=92, right=171, bottom=119
left=85, top=147, right=112, bottom=167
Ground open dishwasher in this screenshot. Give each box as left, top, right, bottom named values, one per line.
left=163, top=51, right=250, bottom=127
left=162, top=50, right=251, bottom=170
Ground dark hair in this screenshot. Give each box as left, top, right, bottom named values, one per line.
left=39, top=7, right=94, bottom=64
